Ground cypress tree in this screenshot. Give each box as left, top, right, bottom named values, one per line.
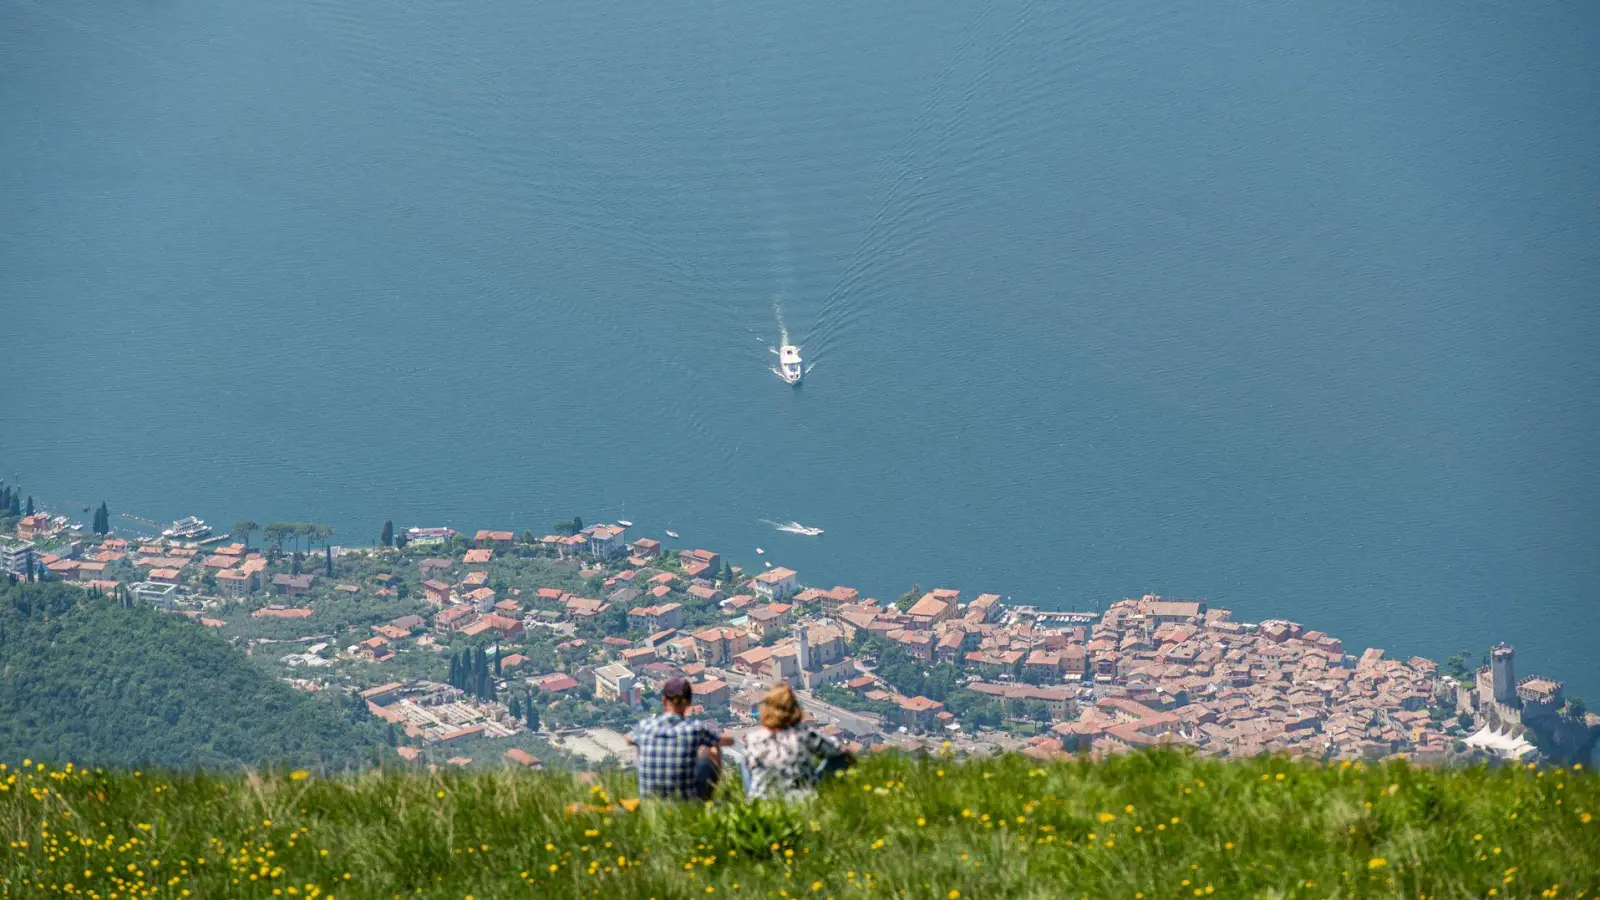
left=525, top=699, right=539, bottom=731
left=509, top=694, right=522, bottom=720
left=494, top=641, right=503, bottom=676
left=325, top=545, right=333, bottom=578
left=572, top=516, right=583, bottom=533
left=380, top=520, right=394, bottom=547
left=448, top=654, right=459, bottom=688
left=25, top=496, right=33, bottom=517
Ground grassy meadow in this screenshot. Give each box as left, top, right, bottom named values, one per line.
left=3, top=750, right=1596, bottom=899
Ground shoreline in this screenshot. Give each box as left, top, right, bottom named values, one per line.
left=3, top=486, right=1596, bottom=766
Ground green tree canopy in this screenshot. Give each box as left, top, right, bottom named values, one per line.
left=0, top=582, right=382, bottom=769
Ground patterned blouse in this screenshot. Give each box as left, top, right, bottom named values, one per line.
left=740, top=725, right=849, bottom=800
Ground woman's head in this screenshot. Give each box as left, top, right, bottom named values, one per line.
left=760, top=681, right=804, bottom=730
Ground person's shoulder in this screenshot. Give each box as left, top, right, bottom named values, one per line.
left=688, top=717, right=723, bottom=738
left=802, top=724, right=838, bottom=745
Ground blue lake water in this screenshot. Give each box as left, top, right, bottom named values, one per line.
left=3, top=0, right=1598, bottom=696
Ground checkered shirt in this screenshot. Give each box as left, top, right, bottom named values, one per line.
left=630, top=712, right=722, bottom=799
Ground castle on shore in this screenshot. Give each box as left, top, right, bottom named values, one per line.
left=1474, top=643, right=1566, bottom=731
left=1464, top=643, right=1597, bottom=765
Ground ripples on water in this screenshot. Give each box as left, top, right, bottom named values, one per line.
left=4, top=0, right=1598, bottom=695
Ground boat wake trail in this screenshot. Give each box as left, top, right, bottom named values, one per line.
left=760, top=518, right=824, bottom=536
left=761, top=183, right=795, bottom=352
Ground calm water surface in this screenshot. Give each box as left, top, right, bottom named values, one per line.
left=3, top=0, right=1598, bottom=694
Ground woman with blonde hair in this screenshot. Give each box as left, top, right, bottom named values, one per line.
left=736, top=680, right=855, bottom=800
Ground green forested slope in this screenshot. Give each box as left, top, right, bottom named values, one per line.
left=0, top=582, right=380, bottom=769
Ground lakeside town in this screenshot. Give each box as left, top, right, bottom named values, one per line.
left=3, top=488, right=1596, bottom=770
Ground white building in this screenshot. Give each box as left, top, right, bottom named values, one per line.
left=131, top=581, right=180, bottom=606
left=594, top=663, right=640, bottom=706
left=0, top=537, right=35, bottom=578
left=585, top=524, right=628, bottom=558
left=751, top=566, right=799, bottom=601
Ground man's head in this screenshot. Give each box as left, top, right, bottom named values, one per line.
left=661, top=677, right=693, bottom=714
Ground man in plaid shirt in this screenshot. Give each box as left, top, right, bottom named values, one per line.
left=627, top=677, right=733, bottom=801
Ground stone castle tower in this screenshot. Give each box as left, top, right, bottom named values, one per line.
left=1490, top=643, right=1516, bottom=705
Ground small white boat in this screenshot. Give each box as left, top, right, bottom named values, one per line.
left=755, top=547, right=765, bottom=555
left=664, top=530, right=679, bottom=539
left=776, top=345, right=803, bottom=385
left=763, top=560, right=772, bottom=568
left=617, top=520, right=633, bottom=527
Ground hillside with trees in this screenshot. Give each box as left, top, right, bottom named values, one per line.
left=0, top=582, right=383, bottom=769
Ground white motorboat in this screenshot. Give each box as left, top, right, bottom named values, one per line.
left=776, top=345, right=803, bottom=385
left=617, top=520, right=633, bottom=527
left=664, top=530, right=679, bottom=539
left=755, top=547, right=765, bottom=555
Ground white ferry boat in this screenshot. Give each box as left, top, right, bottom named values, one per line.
left=162, top=516, right=211, bottom=540
left=776, top=345, right=803, bottom=385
